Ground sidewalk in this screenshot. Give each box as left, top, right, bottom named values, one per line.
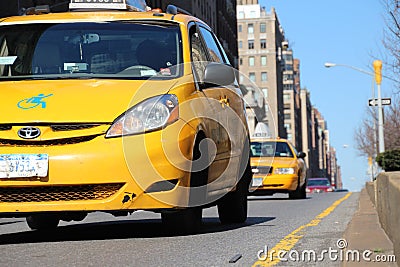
left=341, top=188, right=397, bottom=266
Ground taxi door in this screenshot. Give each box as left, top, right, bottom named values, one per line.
left=190, top=23, right=245, bottom=191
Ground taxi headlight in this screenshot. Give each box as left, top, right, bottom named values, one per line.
left=274, top=167, right=295, bottom=175
left=106, top=94, right=178, bottom=138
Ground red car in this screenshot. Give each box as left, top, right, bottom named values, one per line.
left=306, top=178, right=334, bottom=193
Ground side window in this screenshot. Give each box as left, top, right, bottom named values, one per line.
left=190, top=27, right=208, bottom=82
left=198, top=27, right=226, bottom=64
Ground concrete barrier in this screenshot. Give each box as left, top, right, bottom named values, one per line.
left=366, top=181, right=375, bottom=205
left=374, top=171, right=400, bottom=266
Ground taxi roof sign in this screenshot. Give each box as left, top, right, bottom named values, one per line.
left=69, top=0, right=147, bottom=11
left=69, top=0, right=127, bottom=10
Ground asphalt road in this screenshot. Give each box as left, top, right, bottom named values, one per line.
left=0, top=192, right=358, bottom=267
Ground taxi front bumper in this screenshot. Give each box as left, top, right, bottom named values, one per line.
left=0, top=119, right=196, bottom=214
left=250, top=174, right=298, bottom=192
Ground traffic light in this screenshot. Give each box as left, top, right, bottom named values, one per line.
left=373, top=60, right=382, bottom=85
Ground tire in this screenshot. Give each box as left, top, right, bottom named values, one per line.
left=161, top=134, right=207, bottom=235
left=161, top=208, right=202, bottom=234
left=217, top=160, right=251, bottom=224
left=26, top=213, right=60, bottom=230
left=289, top=177, right=307, bottom=199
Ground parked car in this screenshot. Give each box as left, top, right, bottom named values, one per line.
left=249, top=138, right=307, bottom=199
left=0, top=0, right=252, bottom=233
left=306, top=178, right=334, bottom=193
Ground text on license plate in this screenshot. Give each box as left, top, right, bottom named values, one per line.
left=0, top=154, right=49, bottom=178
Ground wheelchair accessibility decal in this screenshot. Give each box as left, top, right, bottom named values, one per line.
left=17, top=93, right=53, bottom=110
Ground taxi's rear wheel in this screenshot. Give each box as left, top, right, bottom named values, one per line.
left=217, top=160, right=251, bottom=224
left=26, top=213, right=60, bottom=230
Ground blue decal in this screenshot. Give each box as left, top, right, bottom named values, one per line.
left=17, top=93, right=53, bottom=110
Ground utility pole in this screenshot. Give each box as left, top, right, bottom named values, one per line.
left=373, top=60, right=385, bottom=153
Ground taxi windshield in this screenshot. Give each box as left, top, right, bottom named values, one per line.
left=0, top=21, right=182, bottom=80
left=250, top=141, right=294, bottom=158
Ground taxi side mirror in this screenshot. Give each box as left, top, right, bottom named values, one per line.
left=297, top=152, right=306, bottom=158
left=202, top=62, right=235, bottom=88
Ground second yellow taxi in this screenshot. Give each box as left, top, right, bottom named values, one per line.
left=249, top=138, right=307, bottom=199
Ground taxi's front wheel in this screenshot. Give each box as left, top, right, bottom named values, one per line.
left=26, top=213, right=60, bottom=230
left=161, top=208, right=202, bottom=234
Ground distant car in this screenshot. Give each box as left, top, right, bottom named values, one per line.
left=306, top=178, right=334, bottom=193
left=249, top=138, right=307, bottom=199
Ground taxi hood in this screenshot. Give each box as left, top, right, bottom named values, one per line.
left=0, top=79, right=180, bottom=124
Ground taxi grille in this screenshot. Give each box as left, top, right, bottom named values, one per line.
left=51, top=124, right=102, bottom=131
left=0, top=183, right=124, bottom=203
left=0, top=135, right=100, bottom=146
left=252, top=166, right=273, bottom=174
left=0, top=124, right=12, bottom=131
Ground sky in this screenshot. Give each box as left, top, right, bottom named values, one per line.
left=259, top=0, right=395, bottom=191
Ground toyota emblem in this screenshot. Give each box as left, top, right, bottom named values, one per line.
left=18, top=127, right=41, bottom=139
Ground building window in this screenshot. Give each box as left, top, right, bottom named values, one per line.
left=283, top=74, right=293, bottom=81
left=248, top=23, right=254, bottom=34
left=284, top=123, right=291, bottom=130
left=261, top=72, right=267, bottom=81
left=249, top=56, right=255, bottom=66
left=239, top=58, right=243, bottom=65
left=250, top=11, right=256, bottom=18
left=287, top=133, right=293, bottom=141
left=284, top=64, right=293, bottom=71
left=238, top=24, right=242, bottom=32
left=249, top=72, right=256, bottom=82
left=260, top=39, right=267, bottom=49
left=284, top=84, right=293, bottom=91
left=284, top=113, right=291, bottom=120
left=239, top=74, right=244, bottom=83
left=238, top=11, right=244, bottom=19
left=260, top=23, right=266, bottom=33
left=239, top=41, right=242, bottom=48
left=284, top=103, right=291, bottom=109
left=248, top=40, right=254, bottom=49
left=283, top=93, right=290, bottom=100
left=261, top=56, right=267, bottom=66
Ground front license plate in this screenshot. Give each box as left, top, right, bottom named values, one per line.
left=252, top=177, right=263, bottom=187
left=0, top=154, right=49, bottom=178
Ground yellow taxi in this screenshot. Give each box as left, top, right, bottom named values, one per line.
left=249, top=138, right=307, bottom=199
left=0, top=0, right=251, bottom=233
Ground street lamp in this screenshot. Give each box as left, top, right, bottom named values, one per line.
left=324, top=61, right=386, bottom=181
left=324, top=61, right=385, bottom=153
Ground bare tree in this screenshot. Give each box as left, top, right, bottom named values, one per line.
left=382, top=0, right=400, bottom=91
left=354, top=97, right=400, bottom=156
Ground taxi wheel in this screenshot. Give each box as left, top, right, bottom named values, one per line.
left=217, top=161, right=251, bottom=224
left=289, top=177, right=307, bottom=199
left=161, top=208, right=202, bottom=234
left=26, top=213, right=60, bottom=230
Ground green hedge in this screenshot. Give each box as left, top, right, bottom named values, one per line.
left=376, top=150, right=400, bottom=171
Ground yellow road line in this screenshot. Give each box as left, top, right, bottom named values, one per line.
left=253, top=192, right=352, bottom=267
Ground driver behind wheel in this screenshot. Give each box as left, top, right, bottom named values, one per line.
left=135, top=39, right=175, bottom=74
